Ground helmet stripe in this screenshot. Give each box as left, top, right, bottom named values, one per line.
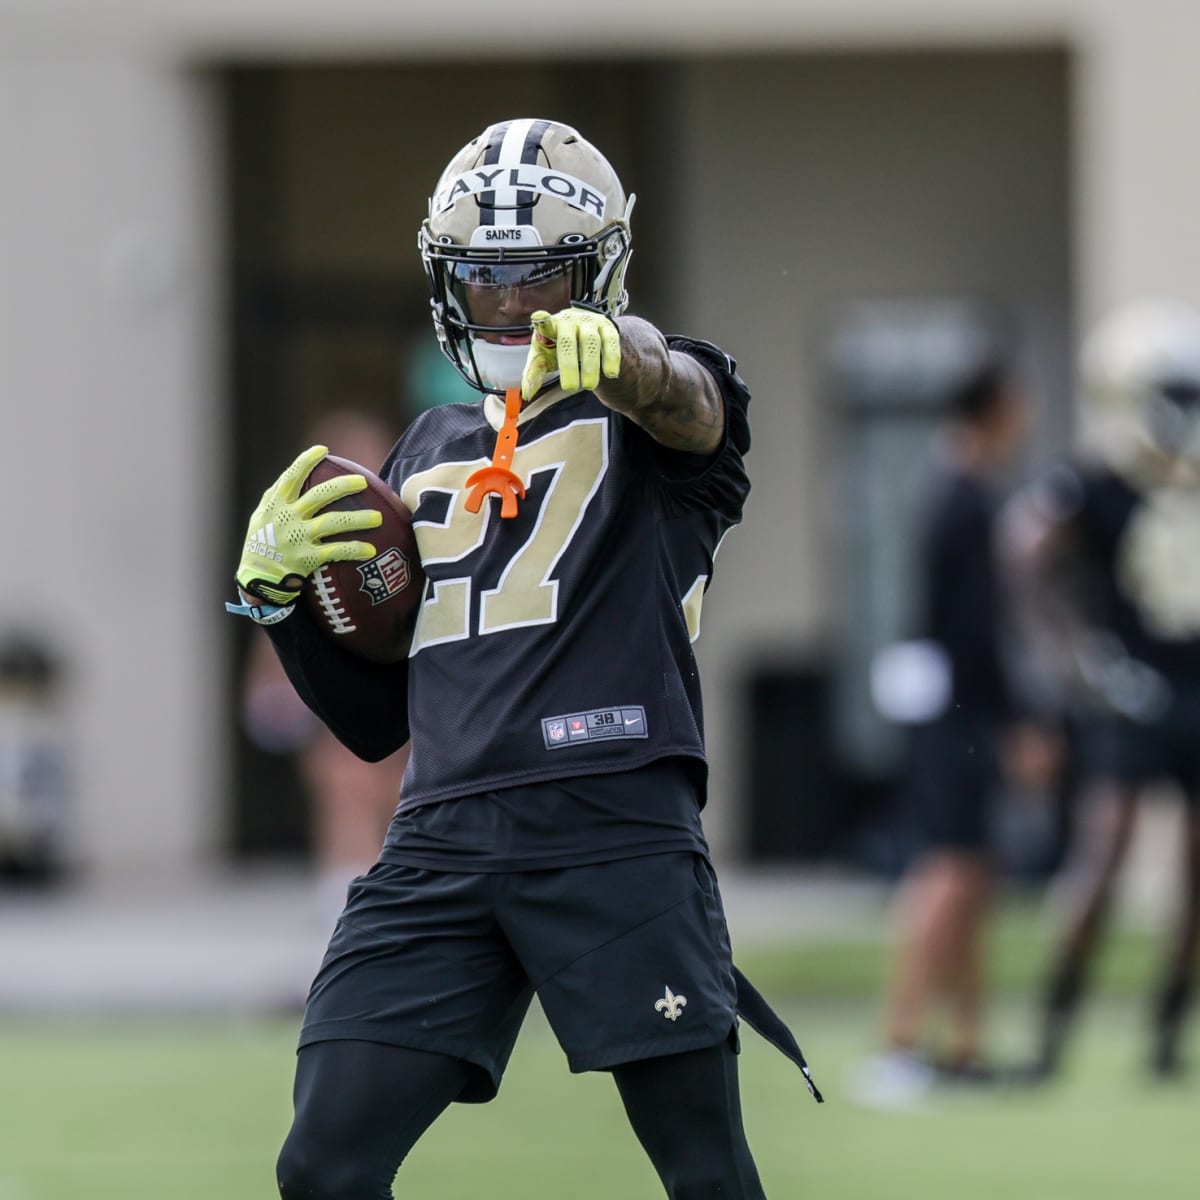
left=477, top=118, right=546, bottom=228
left=477, top=120, right=511, bottom=227
left=515, top=119, right=551, bottom=226
left=492, top=119, right=532, bottom=226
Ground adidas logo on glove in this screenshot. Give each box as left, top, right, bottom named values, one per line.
left=246, top=524, right=284, bottom=565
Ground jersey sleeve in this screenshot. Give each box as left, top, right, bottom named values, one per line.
left=650, top=335, right=752, bottom=520
left=261, top=605, right=410, bottom=761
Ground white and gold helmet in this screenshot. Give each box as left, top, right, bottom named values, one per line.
left=1081, top=297, right=1200, bottom=468
left=418, top=118, right=635, bottom=394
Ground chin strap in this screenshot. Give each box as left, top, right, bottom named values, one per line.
left=465, top=387, right=526, bottom=519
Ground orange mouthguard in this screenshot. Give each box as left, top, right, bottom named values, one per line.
left=464, top=387, right=526, bottom=519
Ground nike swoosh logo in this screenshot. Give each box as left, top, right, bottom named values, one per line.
left=625, top=717, right=642, bottom=726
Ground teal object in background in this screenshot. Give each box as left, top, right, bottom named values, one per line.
left=405, top=336, right=479, bottom=415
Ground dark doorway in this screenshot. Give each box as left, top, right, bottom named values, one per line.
left=222, top=60, right=680, bottom=856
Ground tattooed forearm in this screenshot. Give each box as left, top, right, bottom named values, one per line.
left=595, top=316, right=725, bottom=455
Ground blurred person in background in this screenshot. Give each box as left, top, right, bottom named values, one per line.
left=239, top=408, right=409, bottom=930
left=853, top=361, right=1061, bottom=1108
left=1005, top=298, right=1200, bottom=1082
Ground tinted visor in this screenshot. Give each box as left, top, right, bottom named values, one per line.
left=450, top=259, right=572, bottom=291
left=446, top=256, right=585, bottom=329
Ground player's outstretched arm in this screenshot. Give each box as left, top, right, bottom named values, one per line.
left=522, top=308, right=724, bottom=455
left=598, top=314, right=725, bottom=454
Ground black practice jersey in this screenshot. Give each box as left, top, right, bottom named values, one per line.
left=263, top=335, right=750, bottom=815
left=383, top=335, right=750, bottom=810
left=1038, top=461, right=1200, bottom=682
left=380, top=755, right=710, bottom=872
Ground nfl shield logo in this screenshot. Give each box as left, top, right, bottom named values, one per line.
left=547, top=720, right=566, bottom=742
left=357, top=548, right=411, bottom=605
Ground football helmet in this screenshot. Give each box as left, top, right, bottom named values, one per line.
left=419, top=118, right=635, bottom=394
left=1081, top=297, right=1200, bottom=466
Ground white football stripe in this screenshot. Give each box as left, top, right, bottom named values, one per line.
left=490, top=118, right=536, bottom=226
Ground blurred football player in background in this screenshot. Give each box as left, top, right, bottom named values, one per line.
left=228, top=118, right=817, bottom=1200
left=239, top=408, right=409, bottom=932
left=852, top=361, right=1061, bottom=1108
left=1005, top=298, right=1200, bottom=1081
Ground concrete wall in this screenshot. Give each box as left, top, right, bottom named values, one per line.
left=0, top=55, right=226, bottom=874
left=4, top=0, right=1200, bottom=872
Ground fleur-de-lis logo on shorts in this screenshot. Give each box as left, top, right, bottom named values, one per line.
left=655, top=986, right=688, bottom=1022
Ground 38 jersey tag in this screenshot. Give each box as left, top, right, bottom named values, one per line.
left=541, top=706, right=647, bottom=750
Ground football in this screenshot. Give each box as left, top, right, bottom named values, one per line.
left=300, top=454, right=423, bottom=663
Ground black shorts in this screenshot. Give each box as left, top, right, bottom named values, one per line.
left=299, top=851, right=739, bottom=1102
left=904, top=716, right=1001, bottom=852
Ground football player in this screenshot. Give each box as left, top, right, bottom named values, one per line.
left=852, top=362, right=1061, bottom=1108
left=1004, top=298, right=1200, bottom=1081
left=229, top=118, right=817, bottom=1200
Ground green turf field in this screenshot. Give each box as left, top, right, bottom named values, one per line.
left=0, top=906, right=1193, bottom=1199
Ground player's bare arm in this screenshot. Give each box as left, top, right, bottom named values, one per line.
left=597, top=315, right=725, bottom=455
left=522, top=307, right=725, bottom=455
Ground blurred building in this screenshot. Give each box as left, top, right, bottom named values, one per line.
left=2, top=0, right=1198, bottom=878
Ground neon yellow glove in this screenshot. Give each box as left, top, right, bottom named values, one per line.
left=236, top=444, right=383, bottom=605
left=522, top=306, right=622, bottom=402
